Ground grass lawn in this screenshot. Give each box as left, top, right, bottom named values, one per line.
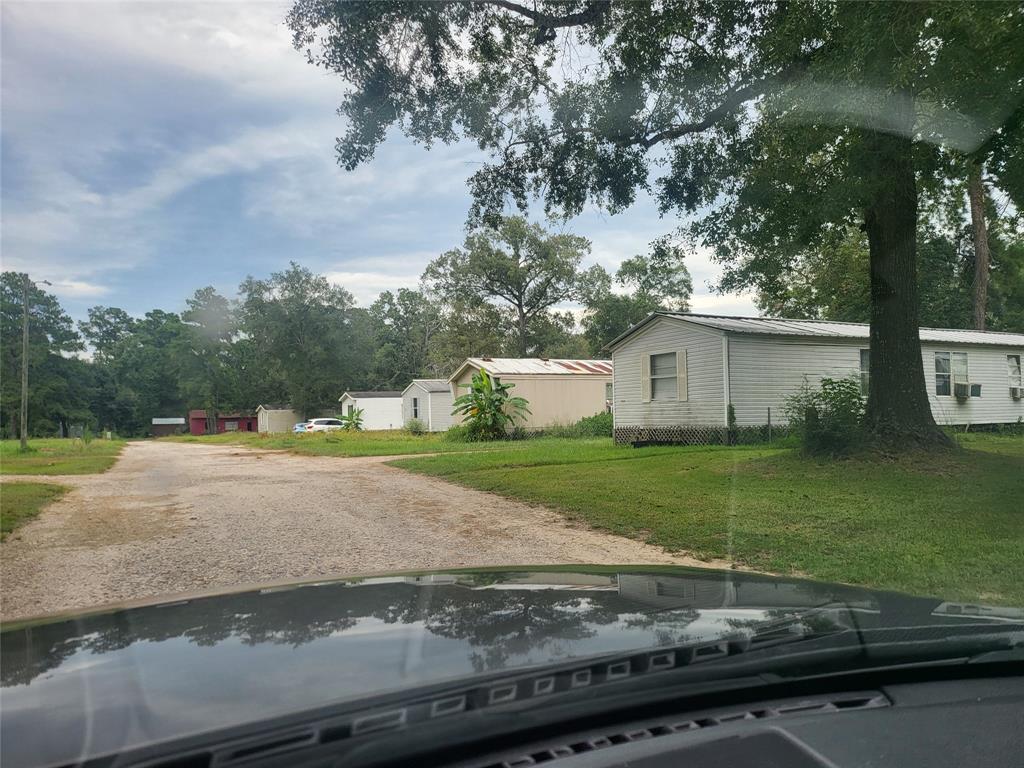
left=0, top=482, right=68, bottom=539
left=0, top=438, right=127, bottom=475
left=162, top=430, right=555, bottom=458
left=391, top=434, right=1024, bottom=605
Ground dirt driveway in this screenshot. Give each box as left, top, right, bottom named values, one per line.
left=2, top=441, right=711, bottom=620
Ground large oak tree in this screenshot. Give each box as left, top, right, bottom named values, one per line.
left=288, top=0, right=1023, bottom=447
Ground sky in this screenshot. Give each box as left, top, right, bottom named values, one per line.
left=1, top=1, right=757, bottom=323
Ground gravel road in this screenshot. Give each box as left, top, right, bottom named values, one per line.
left=1, top=441, right=714, bottom=620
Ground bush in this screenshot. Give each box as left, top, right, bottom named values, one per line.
left=785, top=376, right=865, bottom=457
left=575, top=410, right=613, bottom=437
left=451, top=369, right=530, bottom=441
left=405, top=418, right=427, bottom=435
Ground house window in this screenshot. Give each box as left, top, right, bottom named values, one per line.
left=412, top=397, right=419, bottom=419
left=605, top=382, right=613, bottom=412
left=650, top=352, right=677, bottom=401
left=347, top=404, right=354, bottom=416
left=934, top=351, right=968, bottom=396
left=1009, top=354, right=1022, bottom=387
left=859, top=349, right=870, bottom=395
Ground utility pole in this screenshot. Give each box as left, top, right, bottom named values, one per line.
left=19, top=275, right=51, bottom=450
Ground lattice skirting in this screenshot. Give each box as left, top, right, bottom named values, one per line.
left=614, top=424, right=794, bottom=446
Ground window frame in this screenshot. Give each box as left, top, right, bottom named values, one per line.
left=649, top=351, right=678, bottom=402
left=859, top=348, right=870, bottom=396
left=1008, top=354, right=1022, bottom=387
left=934, top=350, right=969, bottom=397
left=412, top=396, right=419, bottom=419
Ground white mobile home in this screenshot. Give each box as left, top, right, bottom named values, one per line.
left=256, top=404, right=303, bottom=434
left=401, top=379, right=455, bottom=432
left=338, top=391, right=403, bottom=431
left=449, top=358, right=613, bottom=429
left=606, top=313, right=1024, bottom=443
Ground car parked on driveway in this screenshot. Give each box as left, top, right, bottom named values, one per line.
left=292, top=422, right=307, bottom=433
left=304, top=418, right=344, bottom=432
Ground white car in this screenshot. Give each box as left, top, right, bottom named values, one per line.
left=304, top=418, right=345, bottom=432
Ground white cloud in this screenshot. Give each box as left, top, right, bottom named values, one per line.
left=49, top=280, right=112, bottom=299
left=324, top=271, right=420, bottom=306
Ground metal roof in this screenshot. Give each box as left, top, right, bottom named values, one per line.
left=340, top=391, right=403, bottom=400
left=407, top=379, right=450, bottom=393
left=450, top=357, right=613, bottom=381
left=609, top=313, right=1024, bottom=348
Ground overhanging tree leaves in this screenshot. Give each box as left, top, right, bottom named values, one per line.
left=288, top=0, right=1024, bottom=447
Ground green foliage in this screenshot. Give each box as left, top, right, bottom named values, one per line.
left=0, top=438, right=126, bottom=475
left=451, top=369, right=531, bottom=441
left=423, top=217, right=590, bottom=356
left=785, top=376, right=866, bottom=457
left=404, top=417, right=427, bottom=435
left=339, top=408, right=364, bottom=431
left=574, top=411, right=614, bottom=438
left=370, top=289, right=441, bottom=388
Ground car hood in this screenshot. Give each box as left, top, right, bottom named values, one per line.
left=2, top=566, right=1018, bottom=768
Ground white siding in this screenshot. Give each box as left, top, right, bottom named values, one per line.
left=727, top=337, right=864, bottom=426
left=612, top=317, right=725, bottom=427
left=341, top=396, right=403, bottom=430
left=922, top=343, right=1024, bottom=426
left=428, top=390, right=456, bottom=431
left=727, top=336, right=1024, bottom=427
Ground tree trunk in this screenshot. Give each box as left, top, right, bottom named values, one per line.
left=967, top=162, right=990, bottom=331
left=515, top=305, right=529, bottom=356
left=861, top=91, right=952, bottom=449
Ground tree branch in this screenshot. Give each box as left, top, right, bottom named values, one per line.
left=486, top=0, right=611, bottom=31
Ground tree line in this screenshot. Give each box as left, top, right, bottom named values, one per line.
left=3, top=202, right=1016, bottom=439
left=0, top=217, right=691, bottom=438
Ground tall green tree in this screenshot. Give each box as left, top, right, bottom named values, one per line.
left=0, top=273, right=83, bottom=437
left=369, top=288, right=442, bottom=388
left=422, top=216, right=590, bottom=356
left=581, top=238, right=693, bottom=352
left=177, top=287, right=241, bottom=431
left=239, top=263, right=371, bottom=417
left=288, top=0, right=1024, bottom=447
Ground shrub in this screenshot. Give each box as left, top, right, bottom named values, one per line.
left=442, top=424, right=475, bottom=442
left=405, top=418, right=427, bottom=435
left=451, top=369, right=530, bottom=441
left=575, top=410, right=613, bottom=437
left=785, top=376, right=865, bottom=457
left=340, top=408, right=364, bottom=431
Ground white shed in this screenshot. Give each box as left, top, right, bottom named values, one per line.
left=338, top=391, right=403, bottom=431
left=401, top=379, right=455, bottom=432
left=606, top=313, right=1024, bottom=443
left=256, top=404, right=303, bottom=434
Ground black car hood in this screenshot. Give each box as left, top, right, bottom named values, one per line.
left=2, top=567, right=1017, bottom=768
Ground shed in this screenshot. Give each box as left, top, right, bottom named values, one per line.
left=337, top=391, right=403, bottom=431
left=448, top=358, right=613, bottom=429
left=256, top=404, right=303, bottom=434
left=605, top=313, right=1024, bottom=443
left=150, top=417, right=185, bottom=437
left=188, top=410, right=258, bottom=435
left=401, top=380, right=455, bottom=432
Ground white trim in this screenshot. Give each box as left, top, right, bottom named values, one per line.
left=647, top=349, right=679, bottom=402
left=722, top=336, right=731, bottom=426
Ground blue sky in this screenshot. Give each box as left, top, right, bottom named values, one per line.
left=1, top=1, right=756, bottom=323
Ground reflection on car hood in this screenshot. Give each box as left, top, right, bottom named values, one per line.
left=2, top=566, right=1020, bottom=768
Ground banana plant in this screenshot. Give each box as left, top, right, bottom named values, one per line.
left=451, top=369, right=530, bottom=440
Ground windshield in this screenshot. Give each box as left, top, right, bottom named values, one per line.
left=1, top=0, right=1022, bottom=760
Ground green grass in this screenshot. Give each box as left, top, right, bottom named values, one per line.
left=0, top=438, right=127, bottom=475
left=162, top=430, right=578, bottom=458
left=1, top=482, right=69, bottom=539
left=391, top=434, right=1024, bottom=605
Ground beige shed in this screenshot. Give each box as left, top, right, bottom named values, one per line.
left=256, top=404, right=303, bottom=434
left=448, top=358, right=613, bottom=430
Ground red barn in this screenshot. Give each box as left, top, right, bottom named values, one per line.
left=188, top=410, right=258, bottom=435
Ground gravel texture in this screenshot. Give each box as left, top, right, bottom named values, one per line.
left=1, top=441, right=716, bottom=620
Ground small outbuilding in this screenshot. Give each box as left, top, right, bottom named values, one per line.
left=605, top=312, right=1024, bottom=443
left=256, top=404, right=303, bottom=434
left=338, top=391, right=403, bottom=431
left=150, top=417, right=185, bottom=437
left=188, top=409, right=258, bottom=435
left=401, top=379, right=456, bottom=432
left=448, top=358, right=613, bottom=430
